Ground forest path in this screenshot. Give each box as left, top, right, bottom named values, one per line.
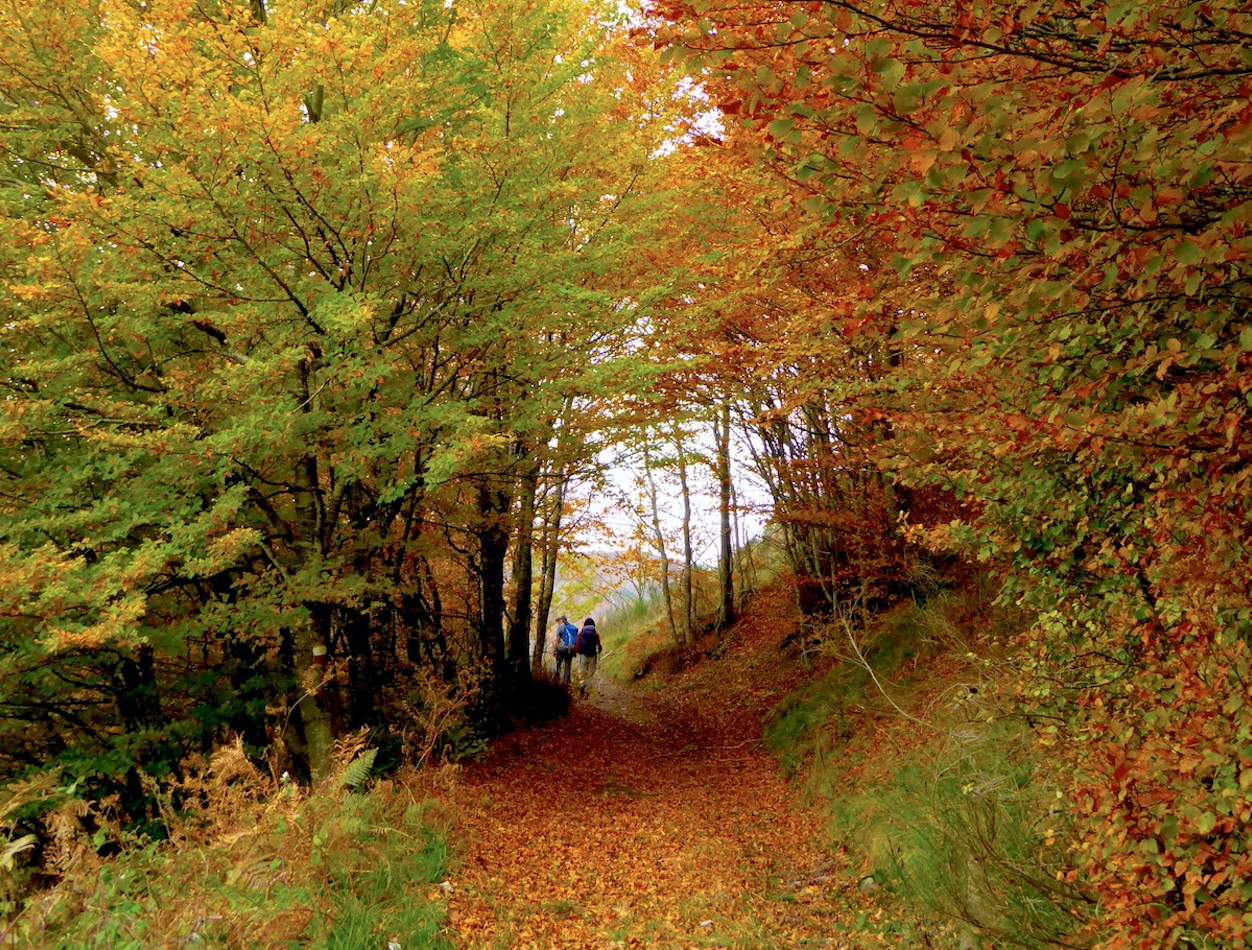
left=434, top=583, right=885, bottom=950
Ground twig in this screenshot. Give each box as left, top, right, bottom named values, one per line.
left=840, top=617, right=960, bottom=740
left=654, top=738, right=763, bottom=758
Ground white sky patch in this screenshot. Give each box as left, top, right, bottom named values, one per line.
left=579, top=431, right=772, bottom=565
left=674, top=76, right=709, bottom=103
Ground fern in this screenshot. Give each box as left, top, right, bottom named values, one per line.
left=337, top=749, right=377, bottom=791
left=1, top=833, right=37, bottom=872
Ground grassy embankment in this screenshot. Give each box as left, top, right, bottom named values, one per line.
left=604, top=566, right=1089, bottom=950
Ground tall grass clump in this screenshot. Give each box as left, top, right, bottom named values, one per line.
left=764, top=579, right=1087, bottom=948
left=597, top=590, right=673, bottom=681
left=2, top=733, right=453, bottom=950
left=834, top=716, right=1091, bottom=950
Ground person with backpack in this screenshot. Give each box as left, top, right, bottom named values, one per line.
left=576, top=616, right=602, bottom=695
left=552, top=615, right=579, bottom=684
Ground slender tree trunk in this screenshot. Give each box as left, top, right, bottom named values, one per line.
left=716, top=399, right=736, bottom=629
left=532, top=468, right=567, bottom=673
left=732, top=475, right=757, bottom=599
left=297, top=603, right=335, bottom=783
left=507, top=455, right=539, bottom=684
left=293, top=356, right=334, bottom=783
left=339, top=605, right=377, bottom=728
left=674, top=433, right=694, bottom=647
left=476, top=483, right=510, bottom=672
left=642, top=440, right=678, bottom=645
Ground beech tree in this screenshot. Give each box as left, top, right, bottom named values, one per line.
left=0, top=0, right=681, bottom=787
left=658, top=1, right=1252, bottom=946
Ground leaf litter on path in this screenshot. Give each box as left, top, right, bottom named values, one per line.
left=420, top=581, right=897, bottom=950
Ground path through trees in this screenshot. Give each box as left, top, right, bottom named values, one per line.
left=426, top=584, right=888, bottom=949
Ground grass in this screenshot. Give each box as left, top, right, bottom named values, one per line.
left=764, top=596, right=943, bottom=776
left=592, top=536, right=791, bottom=684
left=597, top=593, right=669, bottom=680
left=828, top=721, right=1084, bottom=950
left=763, top=581, right=1087, bottom=950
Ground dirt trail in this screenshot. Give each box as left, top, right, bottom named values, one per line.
left=436, top=584, right=879, bottom=950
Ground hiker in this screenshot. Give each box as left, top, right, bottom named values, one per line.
left=552, top=615, right=579, bottom=684
left=576, top=616, right=602, bottom=694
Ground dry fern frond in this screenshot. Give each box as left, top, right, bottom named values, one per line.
left=328, top=729, right=376, bottom=791
left=1, top=833, right=38, bottom=871
left=211, top=736, right=264, bottom=787
left=0, top=771, right=61, bottom=827
left=392, top=664, right=485, bottom=768
left=331, top=728, right=371, bottom=774
left=298, top=666, right=329, bottom=695
left=45, top=799, right=89, bottom=844
left=44, top=831, right=95, bottom=876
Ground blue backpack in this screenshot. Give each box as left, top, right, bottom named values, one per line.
left=557, top=622, right=579, bottom=652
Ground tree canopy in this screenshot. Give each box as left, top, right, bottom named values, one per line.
left=3, top=0, right=1252, bottom=946
left=0, top=0, right=689, bottom=782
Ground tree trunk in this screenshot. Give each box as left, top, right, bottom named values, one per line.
left=642, top=440, right=679, bottom=645
left=716, top=400, right=736, bottom=629
left=476, top=481, right=511, bottom=690
left=507, top=456, right=539, bottom=685
left=674, top=433, right=694, bottom=647
left=532, top=468, right=567, bottom=673
left=296, top=603, right=335, bottom=784
left=112, top=644, right=162, bottom=732
left=292, top=356, right=334, bottom=783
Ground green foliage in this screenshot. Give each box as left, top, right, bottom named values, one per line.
left=0, top=0, right=693, bottom=802
left=305, top=797, right=450, bottom=950
left=336, top=749, right=378, bottom=791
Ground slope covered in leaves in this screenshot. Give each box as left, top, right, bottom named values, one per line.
left=417, top=580, right=907, bottom=950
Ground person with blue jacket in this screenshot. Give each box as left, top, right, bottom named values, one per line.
left=552, top=615, right=579, bottom=684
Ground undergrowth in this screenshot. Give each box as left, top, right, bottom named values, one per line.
left=766, top=582, right=1088, bottom=949
left=2, top=734, right=453, bottom=950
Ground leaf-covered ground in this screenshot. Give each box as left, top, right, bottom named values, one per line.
left=426, top=583, right=901, bottom=950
